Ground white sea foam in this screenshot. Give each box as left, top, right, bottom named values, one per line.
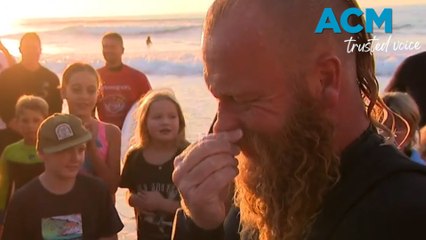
left=1, top=6, right=424, bottom=79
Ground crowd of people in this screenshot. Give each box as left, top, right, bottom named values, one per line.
left=0, top=0, right=426, bottom=239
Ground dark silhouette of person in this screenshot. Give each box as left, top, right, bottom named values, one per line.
left=146, top=36, right=152, bottom=48
left=386, top=52, right=426, bottom=127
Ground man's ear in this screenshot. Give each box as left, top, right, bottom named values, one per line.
left=317, top=55, right=341, bottom=109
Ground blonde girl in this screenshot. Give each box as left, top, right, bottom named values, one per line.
left=120, top=88, right=189, bottom=240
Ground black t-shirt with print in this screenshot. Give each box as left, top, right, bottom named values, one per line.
left=120, top=147, right=186, bottom=240
left=3, top=174, right=123, bottom=240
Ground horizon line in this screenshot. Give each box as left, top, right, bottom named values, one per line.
left=16, top=12, right=207, bottom=22
left=15, top=3, right=426, bottom=21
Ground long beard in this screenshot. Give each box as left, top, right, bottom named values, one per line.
left=235, top=94, right=341, bottom=240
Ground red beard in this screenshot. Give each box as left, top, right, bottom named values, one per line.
left=235, top=93, right=341, bottom=240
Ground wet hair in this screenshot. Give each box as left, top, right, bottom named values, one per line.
left=15, top=95, right=49, bottom=118
left=61, top=62, right=101, bottom=89
left=382, top=92, right=420, bottom=149
left=341, top=0, right=397, bottom=141
left=131, top=88, right=187, bottom=149
left=102, top=32, right=124, bottom=46
left=20, top=32, right=41, bottom=47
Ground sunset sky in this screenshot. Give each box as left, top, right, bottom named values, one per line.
left=1, top=0, right=424, bottom=20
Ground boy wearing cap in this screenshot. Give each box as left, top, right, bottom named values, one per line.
left=2, top=113, right=123, bottom=240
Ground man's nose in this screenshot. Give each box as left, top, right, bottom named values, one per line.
left=213, top=103, right=241, bottom=133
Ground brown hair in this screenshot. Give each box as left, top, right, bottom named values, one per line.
left=15, top=95, right=49, bottom=118
left=61, top=62, right=101, bottom=89
left=383, top=92, right=420, bottom=149
left=102, top=32, right=124, bottom=46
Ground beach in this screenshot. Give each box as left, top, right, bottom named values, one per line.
left=0, top=4, right=425, bottom=238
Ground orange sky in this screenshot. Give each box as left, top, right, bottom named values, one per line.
left=1, top=0, right=424, bottom=20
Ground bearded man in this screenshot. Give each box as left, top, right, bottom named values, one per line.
left=172, top=0, right=426, bottom=239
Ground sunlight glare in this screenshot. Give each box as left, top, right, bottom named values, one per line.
left=0, top=15, right=20, bottom=36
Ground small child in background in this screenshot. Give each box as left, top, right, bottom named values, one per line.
left=120, top=89, right=189, bottom=240
left=0, top=95, right=49, bottom=235
left=61, top=63, right=121, bottom=195
left=382, top=91, right=425, bottom=165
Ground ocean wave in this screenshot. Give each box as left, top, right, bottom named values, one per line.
left=3, top=24, right=203, bottom=38
left=46, top=55, right=203, bottom=77
left=132, top=57, right=203, bottom=76
left=375, top=56, right=402, bottom=77
left=374, top=23, right=426, bottom=35
left=374, top=52, right=421, bottom=77
left=45, top=52, right=411, bottom=78
left=393, top=23, right=413, bottom=30
left=137, top=51, right=420, bottom=78
left=59, top=24, right=202, bottom=36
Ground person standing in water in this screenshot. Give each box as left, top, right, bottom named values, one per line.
left=146, top=36, right=152, bottom=48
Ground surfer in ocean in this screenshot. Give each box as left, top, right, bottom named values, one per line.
left=146, top=36, right=152, bottom=48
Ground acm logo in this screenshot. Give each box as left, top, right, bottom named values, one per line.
left=315, top=8, right=392, bottom=34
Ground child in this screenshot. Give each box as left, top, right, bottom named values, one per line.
left=120, top=89, right=189, bottom=240
left=382, top=91, right=425, bottom=165
left=2, top=113, right=123, bottom=239
left=0, top=95, right=48, bottom=234
left=61, top=63, right=121, bottom=194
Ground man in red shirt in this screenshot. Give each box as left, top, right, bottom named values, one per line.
left=97, top=32, right=151, bottom=129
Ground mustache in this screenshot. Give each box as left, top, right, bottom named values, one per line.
left=238, top=128, right=280, bottom=159
left=234, top=98, right=341, bottom=240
